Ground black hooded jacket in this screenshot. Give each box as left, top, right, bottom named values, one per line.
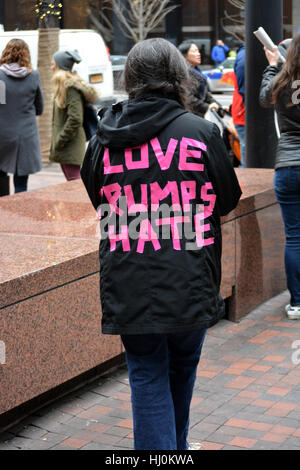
left=188, top=66, right=216, bottom=118
left=81, top=96, right=242, bottom=335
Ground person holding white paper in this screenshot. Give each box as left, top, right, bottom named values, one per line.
left=259, top=35, right=300, bottom=320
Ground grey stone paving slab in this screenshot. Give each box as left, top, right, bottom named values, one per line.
left=222, top=445, right=246, bottom=450
left=105, top=427, right=131, bottom=439
left=108, top=408, right=132, bottom=419
left=251, top=441, right=285, bottom=450
left=115, top=437, right=134, bottom=449
left=49, top=445, right=78, bottom=450
left=205, top=430, right=236, bottom=445
left=81, top=442, right=111, bottom=450
left=13, top=425, right=48, bottom=439
left=279, top=438, right=300, bottom=450
left=189, top=429, right=218, bottom=441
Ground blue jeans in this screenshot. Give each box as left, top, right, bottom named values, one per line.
left=121, top=329, right=206, bottom=450
left=274, top=167, right=300, bottom=306
left=235, top=124, right=245, bottom=168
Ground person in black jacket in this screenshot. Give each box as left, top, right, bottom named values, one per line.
left=81, top=38, right=242, bottom=450
left=259, top=35, right=300, bottom=320
left=178, top=41, right=220, bottom=118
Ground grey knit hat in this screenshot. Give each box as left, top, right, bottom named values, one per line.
left=53, top=50, right=82, bottom=71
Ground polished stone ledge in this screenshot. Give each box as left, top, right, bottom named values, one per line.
left=0, top=169, right=282, bottom=309
left=0, top=168, right=286, bottom=418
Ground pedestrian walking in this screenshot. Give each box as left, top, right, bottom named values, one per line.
left=232, top=44, right=245, bottom=167
left=50, top=50, right=99, bottom=181
left=259, top=34, right=300, bottom=319
left=0, top=38, right=43, bottom=195
left=211, top=40, right=229, bottom=66
left=178, top=41, right=220, bottom=118
left=81, top=38, right=242, bottom=450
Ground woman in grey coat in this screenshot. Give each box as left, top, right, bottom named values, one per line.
left=0, top=39, right=43, bottom=195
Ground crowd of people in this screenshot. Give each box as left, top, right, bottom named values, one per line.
left=0, top=33, right=299, bottom=451
left=0, top=39, right=99, bottom=195
left=0, top=36, right=234, bottom=196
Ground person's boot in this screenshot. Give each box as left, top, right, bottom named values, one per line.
left=0, top=174, right=10, bottom=197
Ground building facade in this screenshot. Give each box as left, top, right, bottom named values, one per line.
left=0, top=0, right=296, bottom=57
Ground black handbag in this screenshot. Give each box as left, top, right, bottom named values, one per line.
left=83, top=104, right=99, bottom=141
left=80, top=134, right=104, bottom=210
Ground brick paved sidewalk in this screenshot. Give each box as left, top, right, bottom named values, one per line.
left=0, top=290, right=300, bottom=450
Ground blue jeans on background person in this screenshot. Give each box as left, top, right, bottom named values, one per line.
left=121, top=329, right=207, bottom=450
left=274, top=167, right=300, bottom=306
left=235, top=124, right=245, bottom=168
left=14, top=174, right=29, bottom=193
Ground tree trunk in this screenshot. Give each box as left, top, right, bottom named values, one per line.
left=37, top=28, right=59, bottom=163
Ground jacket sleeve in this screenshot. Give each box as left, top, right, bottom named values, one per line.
left=80, top=134, right=104, bottom=211
left=205, top=89, right=216, bottom=106
left=205, top=124, right=242, bottom=216
left=189, top=94, right=209, bottom=116
left=259, top=65, right=280, bottom=108
left=211, top=46, right=217, bottom=61
left=56, top=87, right=84, bottom=148
left=34, top=72, right=44, bottom=116
left=234, top=51, right=245, bottom=102
left=188, top=74, right=215, bottom=116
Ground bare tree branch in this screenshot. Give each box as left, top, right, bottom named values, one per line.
left=87, top=6, right=113, bottom=42
left=105, top=0, right=179, bottom=43
left=112, top=1, right=139, bottom=42
left=145, top=1, right=179, bottom=34
left=227, top=0, right=245, bottom=9
left=221, top=0, right=245, bottom=42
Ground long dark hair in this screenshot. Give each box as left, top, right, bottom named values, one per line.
left=178, top=41, right=197, bottom=57
left=124, top=38, right=190, bottom=109
left=272, top=33, right=300, bottom=105
left=0, top=39, right=32, bottom=70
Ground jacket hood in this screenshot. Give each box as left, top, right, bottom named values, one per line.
left=65, top=76, right=99, bottom=104
left=0, top=63, right=30, bottom=78
left=97, top=96, right=188, bottom=149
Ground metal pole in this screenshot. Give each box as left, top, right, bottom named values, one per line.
left=245, top=0, right=283, bottom=168
left=0, top=0, right=4, bottom=29
left=165, top=0, right=182, bottom=46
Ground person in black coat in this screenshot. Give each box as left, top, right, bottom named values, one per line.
left=0, top=39, right=43, bottom=195
left=259, top=35, right=300, bottom=320
left=81, top=38, right=242, bottom=450
left=178, top=41, right=219, bottom=118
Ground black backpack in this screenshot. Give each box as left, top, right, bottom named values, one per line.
left=83, top=104, right=99, bottom=141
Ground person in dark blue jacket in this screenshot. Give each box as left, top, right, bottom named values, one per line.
left=178, top=41, right=219, bottom=117
left=211, top=40, right=229, bottom=65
